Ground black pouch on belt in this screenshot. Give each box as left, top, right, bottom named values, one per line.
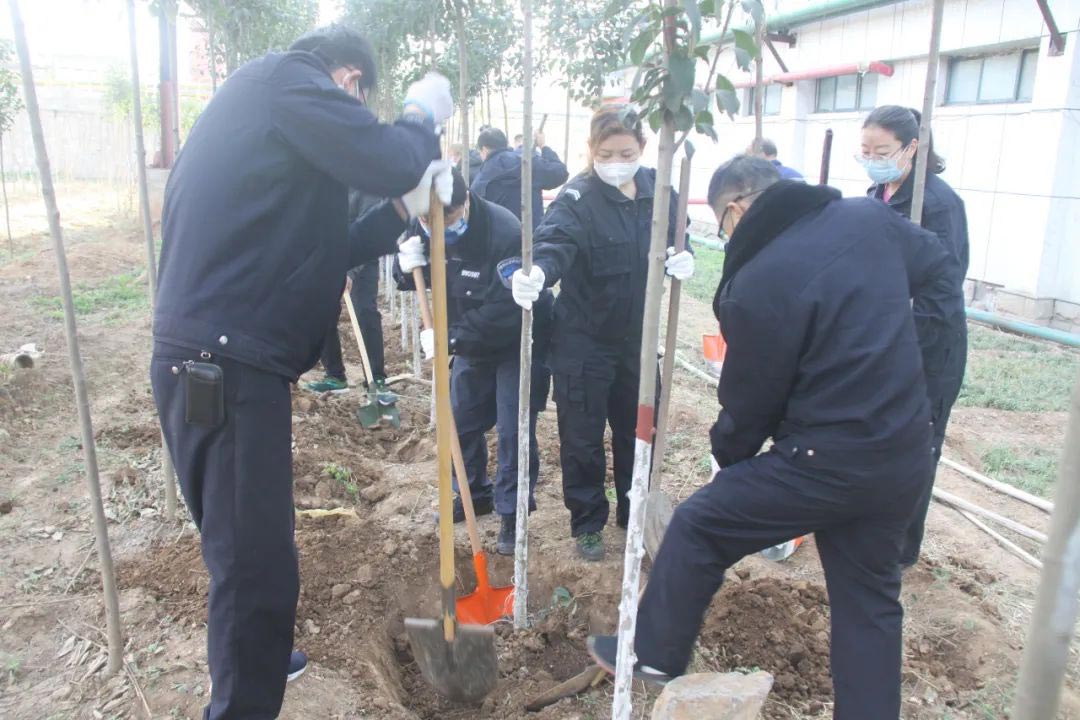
left=183, top=361, right=224, bottom=427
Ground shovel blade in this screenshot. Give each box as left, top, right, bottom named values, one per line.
left=644, top=489, right=675, bottom=562
left=355, top=401, right=382, bottom=428
left=404, top=618, right=498, bottom=703
left=457, top=583, right=514, bottom=626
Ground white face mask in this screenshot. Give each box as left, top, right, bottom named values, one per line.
left=594, top=160, right=640, bottom=188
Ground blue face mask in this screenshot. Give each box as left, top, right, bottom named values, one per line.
left=863, top=157, right=904, bottom=184
left=419, top=213, right=469, bottom=245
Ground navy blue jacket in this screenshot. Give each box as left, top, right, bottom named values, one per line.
left=154, top=51, right=439, bottom=380
left=394, top=192, right=553, bottom=361
left=711, top=188, right=964, bottom=470
left=772, top=159, right=804, bottom=181
left=870, top=171, right=970, bottom=416
left=471, top=146, right=569, bottom=229
left=532, top=168, right=683, bottom=369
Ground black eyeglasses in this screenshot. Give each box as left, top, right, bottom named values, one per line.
left=718, top=188, right=766, bottom=232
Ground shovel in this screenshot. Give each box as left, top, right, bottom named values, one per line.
left=405, top=186, right=498, bottom=703
left=413, top=266, right=514, bottom=624
left=343, top=290, right=400, bottom=429
left=645, top=143, right=694, bottom=562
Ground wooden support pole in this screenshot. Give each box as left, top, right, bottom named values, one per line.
left=910, top=0, right=944, bottom=223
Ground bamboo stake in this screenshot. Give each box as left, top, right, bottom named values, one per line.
left=754, top=21, right=764, bottom=143
left=513, top=0, right=535, bottom=631
left=613, top=3, right=678, bottom=715
left=456, top=6, right=470, bottom=187
left=910, top=0, right=944, bottom=222
left=940, top=457, right=1053, bottom=514
left=1013, top=373, right=1080, bottom=719
left=932, top=487, right=1047, bottom=544
left=9, top=0, right=123, bottom=674
left=127, top=0, right=177, bottom=522
left=956, top=508, right=1042, bottom=570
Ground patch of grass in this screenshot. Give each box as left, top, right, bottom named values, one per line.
left=958, top=325, right=1080, bottom=413
left=321, top=462, right=358, bottom=499
left=32, top=271, right=147, bottom=322
left=980, top=444, right=1058, bottom=498
left=684, top=243, right=724, bottom=305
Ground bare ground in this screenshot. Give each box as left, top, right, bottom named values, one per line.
left=0, top=183, right=1077, bottom=719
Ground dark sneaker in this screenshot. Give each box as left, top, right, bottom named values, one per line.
left=587, top=635, right=672, bottom=686
left=452, top=495, right=494, bottom=524
left=576, top=532, right=604, bottom=562
left=373, top=378, right=398, bottom=405
left=305, top=376, right=347, bottom=393
left=497, top=515, right=515, bottom=556
left=287, top=650, right=308, bottom=682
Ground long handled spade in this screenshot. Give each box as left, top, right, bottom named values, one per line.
left=644, top=143, right=694, bottom=561
left=343, top=291, right=400, bottom=429
left=414, top=267, right=513, bottom=625
left=405, top=187, right=497, bottom=703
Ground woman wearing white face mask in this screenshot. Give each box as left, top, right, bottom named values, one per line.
left=861, top=105, right=970, bottom=569
left=510, top=104, right=694, bottom=561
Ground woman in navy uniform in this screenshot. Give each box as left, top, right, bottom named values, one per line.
left=510, top=106, right=695, bottom=561
left=861, top=105, right=970, bottom=568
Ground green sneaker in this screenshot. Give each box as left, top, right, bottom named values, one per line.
left=305, top=375, right=347, bottom=393
left=576, top=532, right=605, bottom=562
left=373, top=378, right=398, bottom=406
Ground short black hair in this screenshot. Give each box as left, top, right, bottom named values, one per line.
left=448, top=167, right=468, bottom=208
left=289, top=24, right=377, bottom=89
left=751, top=137, right=778, bottom=157
left=477, top=127, right=508, bottom=152
left=707, top=155, right=780, bottom=208
left=863, top=105, right=945, bottom=174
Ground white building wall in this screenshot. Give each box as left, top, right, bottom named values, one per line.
left=671, top=0, right=1080, bottom=304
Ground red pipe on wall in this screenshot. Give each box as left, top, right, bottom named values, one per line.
left=734, top=60, right=893, bottom=88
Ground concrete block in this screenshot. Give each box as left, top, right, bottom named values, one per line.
left=651, top=671, right=773, bottom=720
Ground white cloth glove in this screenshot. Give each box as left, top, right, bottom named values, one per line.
left=404, top=72, right=453, bottom=124
left=665, top=248, right=695, bottom=281
left=420, top=328, right=435, bottom=360
left=400, top=161, right=452, bottom=218
left=398, top=236, right=427, bottom=273
left=511, top=266, right=546, bottom=309
left=709, top=454, right=721, bottom=476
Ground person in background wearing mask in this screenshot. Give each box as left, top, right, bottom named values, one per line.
left=394, top=168, right=553, bottom=554
left=511, top=105, right=694, bottom=561
left=586, top=156, right=963, bottom=719
left=748, top=137, right=804, bottom=180
left=860, top=105, right=969, bottom=569
left=151, top=24, right=452, bottom=719
left=472, top=127, right=569, bottom=230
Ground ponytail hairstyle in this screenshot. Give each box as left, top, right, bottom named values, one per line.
left=863, top=105, right=945, bottom=174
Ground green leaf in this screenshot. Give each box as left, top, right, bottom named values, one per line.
left=716, top=86, right=741, bottom=118
left=694, top=109, right=714, bottom=126
left=694, top=44, right=712, bottom=61
left=715, top=74, right=736, bottom=92
left=698, top=0, right=716, bottom=15
left=696, top=123, right=719, bottom=142
left=629, top=29, right=659, bottom=66
left=648, top=108, right=665, bottom=133
left=685, top=139, right=697, bottom=159
left=675, top=104, right=695, bottom=132
left=662, top=51, right=696, bottom=112
left=621, top=8, right=652, bottom=46
left=682, top=0, right=702, bottom=44
left=741, top=0, right=765, bottom=27
left=690, top=88, right=708, bottom=113
left=732, top=28, right=760, bottom=70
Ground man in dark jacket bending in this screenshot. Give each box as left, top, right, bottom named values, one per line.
left=587, top=157, right=964, bottom=720
left=395, top=168, right=552, bottom=555
left=471, top=127, right=569, bottom=229
left=150, top=25, right=453, bottom=720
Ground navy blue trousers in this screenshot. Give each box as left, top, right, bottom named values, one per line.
left=151, top=343, right=298, bottom=720
left=450, top=354, right=548, bottom=516
left=320, top=262, right=385, bottom=382
left=636, top=440, right=933, bottom=720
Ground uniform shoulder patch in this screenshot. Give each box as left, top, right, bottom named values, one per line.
left=564, top=188, right=581, bottom=201
left=497, top=257, right=522, bottom=289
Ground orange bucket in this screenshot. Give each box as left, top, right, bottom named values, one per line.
left=703, top=333, right=727, bottom=378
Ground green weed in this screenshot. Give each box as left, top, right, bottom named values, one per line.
left=959, top=325, right=1079, bottom=413
left=33, top=272, right=147, bottom=321
left=684, top=243, right=725, bottom=305
left=980, top=444, right=1059, bottom=498
left=322, top=462, right=358, bottom=498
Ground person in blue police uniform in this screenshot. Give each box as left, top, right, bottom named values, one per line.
left=471, top=127, right=569, bottom=230
left=510, top=105, right=696, bottom=562
left=861, top=105, right=970, bottom=569
left=393, top=167, right=552, bottom=554
left=149, top=25, right=454, bottom=720
left=585, top=156, right=965, bottom=720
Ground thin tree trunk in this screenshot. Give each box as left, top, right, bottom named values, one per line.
left=455, top=7, right=469, bottom=186
left=9, top=0, right=123, bottom=674
left=1, top=135, right=12, bottom=256
left=754, top=22, right=764, bottom=142
left=563, top=89, right=571, bottom=166
left=513, top=0, right=535, bottom=632
left=207, top=9, right=218, bottom=93
left=501, top=84, right=509, bottom=135
left=128, top=0, right=178, bottom=521
left=612, top=2, right=678, bottom=716
left=910, top=0, right=944, bottom=222
left=1012, top=372, right=1080, bottom=719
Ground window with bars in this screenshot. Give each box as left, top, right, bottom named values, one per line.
left=814, top=72, right=879, bottom=113
left=946, top=49, right=1038, bottom=104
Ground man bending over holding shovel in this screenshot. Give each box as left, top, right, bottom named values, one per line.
left=394, top=167, right=553, bottom=555
left=588, top=156, right=964, bottom=719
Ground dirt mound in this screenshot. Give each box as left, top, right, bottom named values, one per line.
left=700, top=578, right=833, bottom=704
